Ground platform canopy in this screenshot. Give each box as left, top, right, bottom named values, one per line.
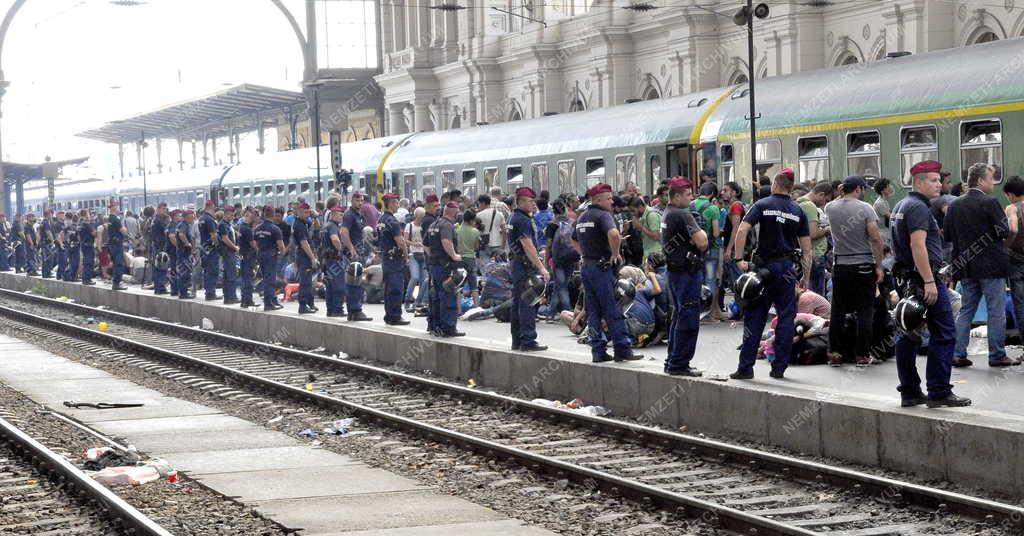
left=2, top=157, right=90, bottom=185
left=77, top=84, right=307, bottom=144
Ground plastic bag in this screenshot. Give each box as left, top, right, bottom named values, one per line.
left=92, top=465, right=160, bottom=486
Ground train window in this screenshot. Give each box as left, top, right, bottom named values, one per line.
left=460, top=169, right=476, bottom=199
left=900, top=126, right=938, bottom=186
left=442, top=171, right=455, bottom=191
left=300, top=183, right=310, bottom=195
left=264, top=185, right=273, bottom=198
left=557, top=160, right=576, bottom=195
left=232, top=187, right=239, bottom=199
left=798, top=137, right=829, bottom=182
left=483, top=168, right=498, bottom=191
left=507, top=166, right=523, bottom=187
left=530, top=163, right=548, bottom=192
left=847, top=131, right=881, bottom=183
left=585, top=158, right=605, bottom=189
left=754, top=139, right=782, bottom=179
left=961, top=119, right=1002, bottom=183
left=614, top=155, right=637, bottom=193
left=650, top=155, right=662, bottom=184
left=327, top=180, right=335, bottom=193
left=719, top=145, right=734, bottom=183
left=242, top=187, right=251, bottom=200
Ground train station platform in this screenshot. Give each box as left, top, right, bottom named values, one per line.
left=2, top=271, right=1023, bottom=499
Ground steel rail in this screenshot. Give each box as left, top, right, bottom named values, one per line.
left=4, top=288, right=1024, bottom=531
left=0, top=415, right=173, bottom=536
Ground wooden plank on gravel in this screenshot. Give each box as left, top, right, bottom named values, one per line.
left=724, top=493, right=800, bottom=506
left=829, top=523, right=931, bottom=536
left=749, top=503, right=839, bottom=517
left=788, top=514, right=874, bottom=527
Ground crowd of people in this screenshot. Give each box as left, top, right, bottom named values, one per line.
left=1, top=157, right=1016, bottom=407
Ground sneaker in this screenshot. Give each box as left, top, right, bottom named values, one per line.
left=988, top=357, right=1022, bottom=367
left=951, top=357, right=973, bottom=368
left=901, top=395, right=928, bottom=408
left=729, top=370, right=754, bottom=380
left=665, top=367, right=702, bottom=377
left=926, top=394, right=972, bottom=408
left=828, top=353, right=844, bottom=367
left=855, top=355, right=873, bottom=367
left=461, top=306, right=486, bottom=321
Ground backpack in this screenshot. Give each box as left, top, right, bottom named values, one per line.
left=690, top=198, right=709, bottom=235
left=551, top=219, right=580, bottom=266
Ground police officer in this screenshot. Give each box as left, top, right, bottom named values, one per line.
left=53, top=211, right=66, bottom=280
left=508, top=187, right=549, bottom=351
left=63, top=213, right=79, bottom=281
left=107, top=203, right=128, bottom=291
left=255, top=205, right=286, bottom=311
left=572, top=183, right=639, bottom=363
left=198, top=201, right=220, bottom=300
left=341, top=193, right=371, bottom=321
left=292, top=202, right=319, bottom=314
left=662, top=177, right=708, bottom=376
left=732, top=169, right=811, bottom=380
left=166, top=210, right=182, bottom=296
left=426, top=201, right=464, bottom=337
left=237, top=208, right=257, bottom=308
left=0, top=213, right=10, bottom=272
left=378, top=193, right=410, bottom=326
left=176, top=210, right=196, bottom=299
left=219, top=205, right=240, bottom=304
left=24, top=213, right=38, bottom=276
left=321, top=206, right=347, bottom=317
left=40, top=210, right=54, bottom=278
left=150, top=208, right=170, bottom=294
left=421, top=193, right=440, bottom=329
left=78, top=209, right=96, bottom=285
left=890, top=160, right=971, bottom=408
left=11, top=213, right=25, bottom=273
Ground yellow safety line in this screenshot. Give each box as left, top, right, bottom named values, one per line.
left=689, top=87, right=738, bottom=145
left=375, top=133, right=417, bottom=202
left=716, top=100, right=1024, bottom=142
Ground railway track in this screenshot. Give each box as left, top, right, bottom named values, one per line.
left=0, top=288, right=1019, bottom=536
left=0, top=411, right=172, bottom=536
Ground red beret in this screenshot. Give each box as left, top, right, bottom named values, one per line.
left=445, top=201, right=459, bottom=209
left=158, top=202, right=167, bottom=208
left=515, top=187, right=536, bottom=199
left=263, top=204, right=274, bottom=212
left=351, top=192, right=363, bottom=201
left=779, top=168, right=795, bottom=180
left=56, top=211, right=64, bottom=216
left=587, top=183, right=613, bottom=197
left=910, top=160, right=942, bottom=175
left=205, top=199, right=216, bottom=207
left=329, top=206, right=344, bottom=213
left=184, top=210, right=195, bottom=216
left=668, top=177, right=692, bottom=190
left=223, top=205, right=236, bottom=212
left=14, top=212, right=21, bottom=217
left=382, top=193, right=399, bottom=202
left=297, top=202, right=311, bottom=210
left=170, top=209, right=182, bottom=216
left=26, top=213, right=34, bottom=217
left=425, top=193, right=439, bottom=204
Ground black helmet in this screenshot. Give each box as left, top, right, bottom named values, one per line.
left=521, top=273, right=547, bottom=306
left=154, top=251, right=171, bottom=270
left=701, top=284, right=713, bottom=311
left=893, top=296, right=927, bottom=332
left=346, top=261, right=364, bottom=279
left=614, top=278, right=636, bottom=308
left=443, top=267, right=468, bottom=293
left=734, top=270, right=766, bottom=303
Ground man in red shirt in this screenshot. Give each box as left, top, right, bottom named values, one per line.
left=719, top=181, right=746, bottom=312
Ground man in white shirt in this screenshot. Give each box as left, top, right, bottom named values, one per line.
left=476, top=193, right=507, bottom=260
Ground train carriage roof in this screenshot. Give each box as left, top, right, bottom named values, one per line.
left=381, top=87, right=728, bottom=172
left=118, top=166, right=229, bottom=196
left=713, top=37, right=1024, bottom=140
left=221, top=135, right=405, bottom=187
left=23, top=179, right=117, bottom=205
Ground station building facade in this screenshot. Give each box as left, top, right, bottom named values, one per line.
left=374, top=0, right=1023, bottom=134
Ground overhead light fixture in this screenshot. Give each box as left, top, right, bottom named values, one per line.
left=430, top=2, right=466, bottom=11
left=622, top=2, right=658, bottom=12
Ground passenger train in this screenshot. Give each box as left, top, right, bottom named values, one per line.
left=20, top=37, right=1024, bottom=214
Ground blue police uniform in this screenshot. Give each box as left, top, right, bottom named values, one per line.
left=54, top=220, right=66, bottom=280
left=426, top=215, right=459, bottom=336
left=573, top=203, right=632, bottom=360
left=79, top=220, right=95, bottom=284
left=198, top=211, right=219, bottom=299
left=508, top=207, right=541, bottom=349
left=0, top=222, right=10, bottom=272
left=106, top=213, right=126, bottom=288
left=737, top=193, right=809, bottom=376
left=890, top=191, right=954, bottom=401
left=254, top=219, right=283, bottom=307
left=11, top=221, right=25, bottom=273
left=421, top=210, right=438, bottom=331
left=176, top=220, right=194, bottom=298
left=218, top=217, right=239, bottom=302
left=65, top=222, right=79, bottom=281
left=662, top=204, right=704, bottom=373
left=291, top=218, right=315, bottom=309
left=40, top=219, right=54, bottom=278
left=165, top=221, right=179, bottom=295
left=150, top=217, right=169, bottom=293
left=321, top=219, right=346, bottom=316
left=24, top=221, right=38, bottom=275
left=237, top=221, right=255, bottom=307
left=378, top=210, right=406, bottom=324
left=341, top=207, right=366, bottom=314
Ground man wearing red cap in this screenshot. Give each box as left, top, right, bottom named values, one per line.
left=661, top=177, right=708, bottom=376
left=40, top=209, right=56, bottom=278
left=197, top=200, right=220, bottom=300
left=377, top=192, right=410, bottom=325
left=23, top=212, right=38, bottom=276
left=731, top=169, right=811, bottom=380
left=321, top=206, right=348, bottom=317
left=340, top=192, right=372, bottom=321
left=254, top=205, right=286, bottom=310
left=420, top=193, right=441, bottom=330
left=53, top=211, right=67, bottom=281
left=77, top=209, right=96, bottom=285
left=0, top=212, right=10, bottom=272
left=106, top=202, right=129, bottom=290
left=888, top=160, right=971, bottom=408
left=164, top=210, right=182, bottom=296
left=508, top=186, right=549, bottom=351
left=11, top=212, right=25, bottom=273
left=425, top=200, right=465, bottom=337
left=218, top=205, right=241, bottom=304
left=292, top=202, right=319, bottom=314
left=175, top=210, right=197, bottom=299
left=572, top=182, right=640, bottom=363
left=62, top=211, right=79, bottom=281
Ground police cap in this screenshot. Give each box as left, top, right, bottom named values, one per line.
left=910, top=160, right=942, bottom=175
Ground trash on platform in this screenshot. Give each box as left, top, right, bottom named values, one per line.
left=267, top=415, right=284, bottom=424
left=323, top=418, right=355, bottom=436
left=83, top=446, right=140, bottom=471
left=92, top=465, right=161, bottom=486
left=298, top=429, right=319, bottom=438
left=530, top=398, right=612, bottom=417
left=467, top=378, right=477, bottom=389
left=97, top=322, right=109, bottom=331
left=85, top=317, right=96, bottom=325
left=304, top=383, right=314, bottom=391
left=201, top=317, right=214, bottom=330
left=312, top=346, right=326, bottom=353
left=96, top=305, right=108, bottom=310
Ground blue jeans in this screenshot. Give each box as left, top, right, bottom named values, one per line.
left=462, top=257, right=478, bottom=296
left=896, top=283, right=954, bottom=400
left=1010, top=262, right=1024, bottom=337
left=547, top=264, right=573, bottom=316
left=510, top=260, right=538, bottom=347
left=810, top=255, right=828, bottom=298
left=704, top=248, right=719, bottom=292
left=738, top=259, right=797, bottom=374
left=666, top=270, right=703, bottom=371
left=202, top=248, right=219, bottom=298
left=954, top=278, right=1006, bottom=362
left=406, top=254, right=428, bottom=306
left=581, top=261, right=631, bottom=357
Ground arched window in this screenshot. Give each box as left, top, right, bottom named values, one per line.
left=836, top=53, right=859, bottom=66
left=641, top=85, right=660, bottom=100
left=729, top=72, right=748, bottom=85
left=508, top=100, right=524, bottom=121
left=969, top=30, right=1000, bottom=45
left=451, top=115, right=462, bottom=129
